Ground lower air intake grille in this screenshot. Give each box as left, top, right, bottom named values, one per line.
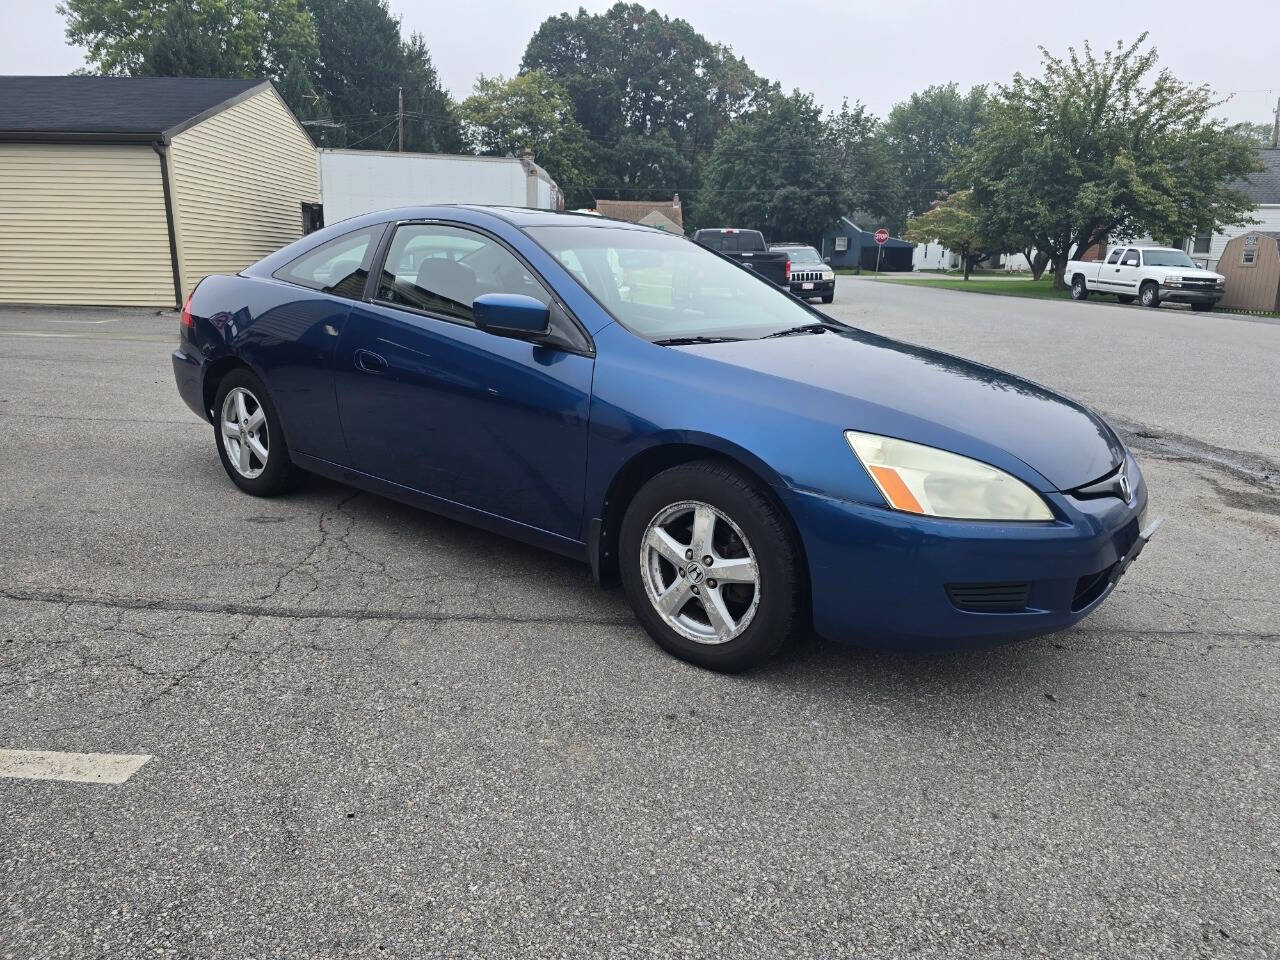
left=945, top=581, right=1031, bottom=612
left=1072, top=564, right=1116, bottom=611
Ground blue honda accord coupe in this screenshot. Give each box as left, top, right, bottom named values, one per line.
left=173, top=206, right=1159, bottom=671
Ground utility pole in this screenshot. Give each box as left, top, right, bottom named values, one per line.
left=398, top=86, right=404, bottom=152
left=1272, top=94, right=1279, bottom=150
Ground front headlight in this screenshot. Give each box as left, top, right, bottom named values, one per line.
left=823, top=270, right=835, bottom=280
left=845, top=431, right=1053, bottom=521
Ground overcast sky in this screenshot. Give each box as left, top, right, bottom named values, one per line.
left=6, top=0, right=1276, bottom=127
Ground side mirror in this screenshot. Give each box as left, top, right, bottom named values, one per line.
left=823, top=257, right=831, bottom=264
left=473, top=293, right=550, bottom=339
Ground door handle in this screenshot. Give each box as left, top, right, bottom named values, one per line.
left=354, top=348, right=388, bottom=373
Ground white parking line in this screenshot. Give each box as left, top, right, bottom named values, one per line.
left=0, top=749, right=151, bottom=784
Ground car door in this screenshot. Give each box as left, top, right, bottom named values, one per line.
left=333, top=221, right=595, bottom=540
left=1095, top=247, right=1124, bottom=292
left=1111, top=247, right=1142, bottom=296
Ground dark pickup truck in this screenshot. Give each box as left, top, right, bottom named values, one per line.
left=691, top=228, right=791, bottom=288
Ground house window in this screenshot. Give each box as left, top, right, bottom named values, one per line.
left=1192, top=232, right=1212, bottom=255
left=834, top=236, right=849, bottom=252
left=1242, top=235, right=1258, bottom=266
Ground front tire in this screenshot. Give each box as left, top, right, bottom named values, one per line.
left=1140, top=282, right=1160, bottom=308
left=1192, top=303, right=1213, bottom=312
left=1070, top=275, right=1089, bottom=300
left=213, top=368, right=302, bottom=497
left=619, top=461, right=802, bottom=672
left=821, top=293, right=834, bottom=304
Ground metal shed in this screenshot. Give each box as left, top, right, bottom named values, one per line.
left=1215, top=231, right=1280, bottom=313
left=0, top=76, right=318, bottom=308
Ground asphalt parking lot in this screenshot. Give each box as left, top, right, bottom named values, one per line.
left=2, top=286, right=1277, bottom=958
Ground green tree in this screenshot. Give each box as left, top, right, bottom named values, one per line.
left=958, top=36, right=1262, bottom=288
left=883, top=83, right=987, bottom=225
left=460, top=71, right=595, bottom=207
left=903, top=191, right=988, bottom=280
left=303, top=0, right=462, bottom=152
left=1233, top=120, right=1275, bottom=145
left=61, top=0, right=318, bottom=81
left=522, top=2, right=769, bottom=222
left=825, top=100, right=902, bottom=231
left=699, top=91, right=843, bottom=245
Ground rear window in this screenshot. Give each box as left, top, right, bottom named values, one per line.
left=273, top=225, right=384, bottom=299
left=696, top=231, right=765, bottom=254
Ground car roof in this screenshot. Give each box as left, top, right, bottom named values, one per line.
left=365, top=205, right=664, bottom=232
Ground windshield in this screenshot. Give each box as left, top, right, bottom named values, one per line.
left=1142, top=249, right=1197, bottom=268
left=776, top=246, right=823, bottom=264
left=528, top=226, right=819, bottom=341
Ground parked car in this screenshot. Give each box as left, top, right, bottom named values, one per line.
left=1067, top=246, right=1225, bottom=310
left=691, top=228, right=791, bottom=288
left=770, top=243, right=835, bottom=303
left=174, top=206, right=1159, bottom=672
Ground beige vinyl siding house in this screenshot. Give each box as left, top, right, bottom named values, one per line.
left=168, top=87, right=318, bottom=296
left=0, top=143, right=174, bottom=305
left=0, top=76, right=317, bottom=308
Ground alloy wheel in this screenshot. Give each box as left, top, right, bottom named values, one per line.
left=220, top=386, right=269, bottom=479
left=639, top=500, right=761, bottom=645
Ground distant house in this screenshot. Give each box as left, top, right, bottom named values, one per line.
left=595, top=195, right=683, bottom=232
left=821, top=216, right=913, bottom=271
left=1181, top=149, right=1280, bottom=271
left=0, top=75, right=319, bottom=307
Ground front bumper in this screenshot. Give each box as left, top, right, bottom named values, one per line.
left=789, top=278, right=835, bottom=298
left=1160, top=287, right=1222, bottom=305
left=785, top=455, right=1156, bottom=651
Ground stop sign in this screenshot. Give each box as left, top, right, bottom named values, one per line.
left=874, top=228, right=889, bottom=245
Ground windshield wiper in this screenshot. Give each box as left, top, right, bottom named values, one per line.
left=760, top=322, right=835, bottom=339
left=652, top=335, right=744, bottom=346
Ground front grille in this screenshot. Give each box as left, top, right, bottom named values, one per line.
left=1180, top=279, right=1217, bottom=291
left=790, top=271, right=826, bottom=283
left=946, top=581, right=1031, bottom=612
left=1071, top=564, right=1116, bottom=611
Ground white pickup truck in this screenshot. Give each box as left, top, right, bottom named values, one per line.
left=1066, top=246, right=1225, bottom=311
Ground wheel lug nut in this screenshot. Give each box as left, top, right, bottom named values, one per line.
left=707, top=579, right=717, bottom=588
left=702, top=555, right=713, bottom=566
left=685, top=549, right=693, bottom=560
left=691, top=585, right=699, bottom=594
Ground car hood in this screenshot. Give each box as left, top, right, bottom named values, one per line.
left=676, top=326, right=1124, bottom=491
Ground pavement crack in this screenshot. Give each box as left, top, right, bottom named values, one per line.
left=0, top=585, right=632, bottom=627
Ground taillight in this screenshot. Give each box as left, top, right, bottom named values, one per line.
left=180, top=288, right=195, bottom=333
left=784, top=259, right=791, bottom=282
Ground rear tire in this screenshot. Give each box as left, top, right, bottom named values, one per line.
left=213, top=368, right=302, bottom=497
left=1117, top=295, right=1135, bottom=305
left=619, top=461, right=802, bottom=672
left=1070, top=275, right=1088, bottom=300
left=1140, top=282, right=1160, bottom=308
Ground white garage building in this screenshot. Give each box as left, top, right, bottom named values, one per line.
left=0, top=76, right=318, bottom=308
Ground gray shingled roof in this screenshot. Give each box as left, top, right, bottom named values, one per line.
left=1234, top=149, right=1280, bottom=205
left=0, top=76, right=269, bottom=142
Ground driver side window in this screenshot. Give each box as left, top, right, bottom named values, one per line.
left=1121, top=248, right=1141, bottom=267
left=375, top=223, right=550, bottom=324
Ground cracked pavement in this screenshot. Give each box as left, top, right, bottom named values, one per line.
left=1, top=296, right=1277, bottom=959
